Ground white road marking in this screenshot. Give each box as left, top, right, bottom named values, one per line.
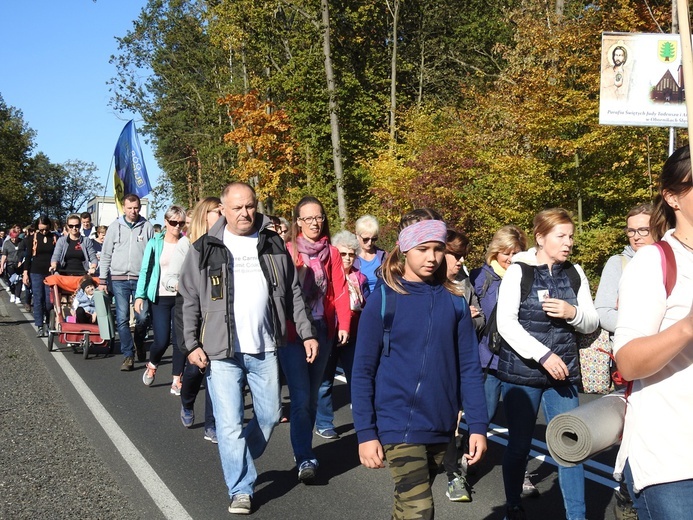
left=20, top=294, right=193, bottom=520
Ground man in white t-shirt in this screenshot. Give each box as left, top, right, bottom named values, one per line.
left=179, top=182, right=317, bottom=516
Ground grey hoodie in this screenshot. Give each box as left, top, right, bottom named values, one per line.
left=98, top=216, right=154, bottom=282
left=594, top=245, right=635, bottom=333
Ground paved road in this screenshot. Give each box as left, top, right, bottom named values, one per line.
left=0, top=285, right=622, bottom=519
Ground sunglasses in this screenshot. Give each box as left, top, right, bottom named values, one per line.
left=340, top=252, right=356, bottom=258
left=360, top=236, right=378, bottom=243
left=67, top=224, right=80, bottom=229
left=167, top=220, right=185, bottom=227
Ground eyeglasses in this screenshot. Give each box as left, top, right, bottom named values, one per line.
left=279, top=228, right=288, bottom=235
left=67, top=224, right=80, bottom=229
left=167, top=220, right=185, bottom=227
left=624, top=227, right=650, bottom=237
left=38, top=228, right=49, bottom=234
left=339, top=252, right=356, bottom=258
left=297, top=215, right=325, bottom=224
left=360, top=235, right=378, bottom=243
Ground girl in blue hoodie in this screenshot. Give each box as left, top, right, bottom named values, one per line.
left=351, top=208, right=488, bottom=520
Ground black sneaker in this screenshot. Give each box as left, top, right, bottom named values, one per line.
left=120, top=356, right=134, bottom=371
left=504, top=505, right=527, bottom=520
left=298, top=460, right=317, bottom=483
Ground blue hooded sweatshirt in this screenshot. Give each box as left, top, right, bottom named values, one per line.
left=351, top=279, right=488, bottom=446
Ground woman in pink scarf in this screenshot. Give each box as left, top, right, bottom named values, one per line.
left=282, top=196, right=351, bottom=484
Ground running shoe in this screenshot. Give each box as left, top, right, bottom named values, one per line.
left=142, top=363, right=157, bottom=386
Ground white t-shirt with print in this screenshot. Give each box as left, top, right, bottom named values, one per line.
left=223, top=229, right=275, bottom=354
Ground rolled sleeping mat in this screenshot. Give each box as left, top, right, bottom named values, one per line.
left=546, top=391, right=626, bottom=467
left=93, top=290, right=115, bottom=341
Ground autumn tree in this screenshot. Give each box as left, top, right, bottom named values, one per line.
left=220, top=91, right=302, bottom=216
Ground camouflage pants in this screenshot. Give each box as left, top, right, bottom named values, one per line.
left=384, top=443, right=448, bottom=520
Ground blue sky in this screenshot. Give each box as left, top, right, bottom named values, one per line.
left=0, top=0, right=162, bottom=217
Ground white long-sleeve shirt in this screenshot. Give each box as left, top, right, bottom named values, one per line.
left=613, top=230, right=693, bottom=492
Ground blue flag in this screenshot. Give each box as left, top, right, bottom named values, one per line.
left=112, top=120, right=151, bottom=213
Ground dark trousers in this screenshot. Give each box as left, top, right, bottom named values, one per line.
left=174, top=294, right=214, bottom=429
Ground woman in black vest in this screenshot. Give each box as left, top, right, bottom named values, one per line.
left=496, top=208, right=598, bottom=520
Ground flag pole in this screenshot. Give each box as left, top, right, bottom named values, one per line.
left=677, top=0, right=693, bottom=162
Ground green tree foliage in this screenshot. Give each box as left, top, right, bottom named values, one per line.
left=109, top=0, right=680, bottom=286
left=109, top=0, right=236, bottom=209
left=0, top=94, right=36, bottom=228
left=29, top=156, right=103, bottom=224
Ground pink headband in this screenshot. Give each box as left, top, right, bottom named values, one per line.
left=398, top=220, right=447, bottom=252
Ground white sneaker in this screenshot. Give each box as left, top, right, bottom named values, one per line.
left=10, top=295, right=15, bottom=303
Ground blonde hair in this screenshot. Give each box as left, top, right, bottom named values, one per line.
left=188, top=197, right=221, bottom=243
left=485, top=225, right=528, bottom=264
left=381, top=208, right=461, bottom=296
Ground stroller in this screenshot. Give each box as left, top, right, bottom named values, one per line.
left=44, top=274, right=114, bottom=359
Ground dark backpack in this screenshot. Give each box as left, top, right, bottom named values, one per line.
left=482, top=261, right=581, bottom=356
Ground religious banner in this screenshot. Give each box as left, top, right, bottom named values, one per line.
left=600, top=32, right=689, bottom=127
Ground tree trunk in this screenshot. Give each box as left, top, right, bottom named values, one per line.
left=389, top=0, right=400, bottom=141
left=555, top=0, right=564, bottom=16
left=321, top=0, right=347, bottom=228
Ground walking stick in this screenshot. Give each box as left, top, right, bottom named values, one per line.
left=677, top=0, right=693, bottom=163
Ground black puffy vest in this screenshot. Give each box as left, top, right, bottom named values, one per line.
left=497, top=262, right=580, bottom=387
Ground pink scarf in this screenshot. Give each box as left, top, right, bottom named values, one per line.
left=295, top=235, right=331, bottom=306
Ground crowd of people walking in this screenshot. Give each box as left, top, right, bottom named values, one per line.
left=5, top=147, right=693, bottom=520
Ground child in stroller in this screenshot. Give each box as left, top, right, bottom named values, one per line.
left=71, top=275, right=97, bottom=324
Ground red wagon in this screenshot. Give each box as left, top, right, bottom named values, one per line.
left=44, top=274, right=113, bottom=359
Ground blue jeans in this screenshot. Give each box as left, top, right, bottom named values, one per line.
left=277, top=318, right=330, bottom=466
left=30, top=273, right=51, bottom=328
left=149, top=296, right=184, bottom=375
left=111, top=279, right=148, bottom=359
left=315, top=335, right=355, bottom=432
left=207, top=352, right=281, bottom=497
left=624, top=460, right=693, bottom=520
left=501, top=382, right=585, bottom=520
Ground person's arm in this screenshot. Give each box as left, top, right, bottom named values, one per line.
left=594, top=255, right=622, bottom=333
left=359, top=271, right=371, bottom=301
left=134, top=239, right=155, bottom=300
left=286, top=251, right=318, bottom=362
left=465, top=280, right=486, bottom=332
left=50, top=236, right=65, bottom=272
left=178, top=245, right=204, bottom=357
left=614, top=244, right=693, bottom=380
left=351, top=288, right=384, bottom=447
left=457, top=300, right=489, bottom=439
left=83, top=236, right=97, bottom=272
left=133, top=239, right=155, bottom=313
left=496, top=264, right=552, bottom=361
left=98, top=224, right=116, bottom=288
